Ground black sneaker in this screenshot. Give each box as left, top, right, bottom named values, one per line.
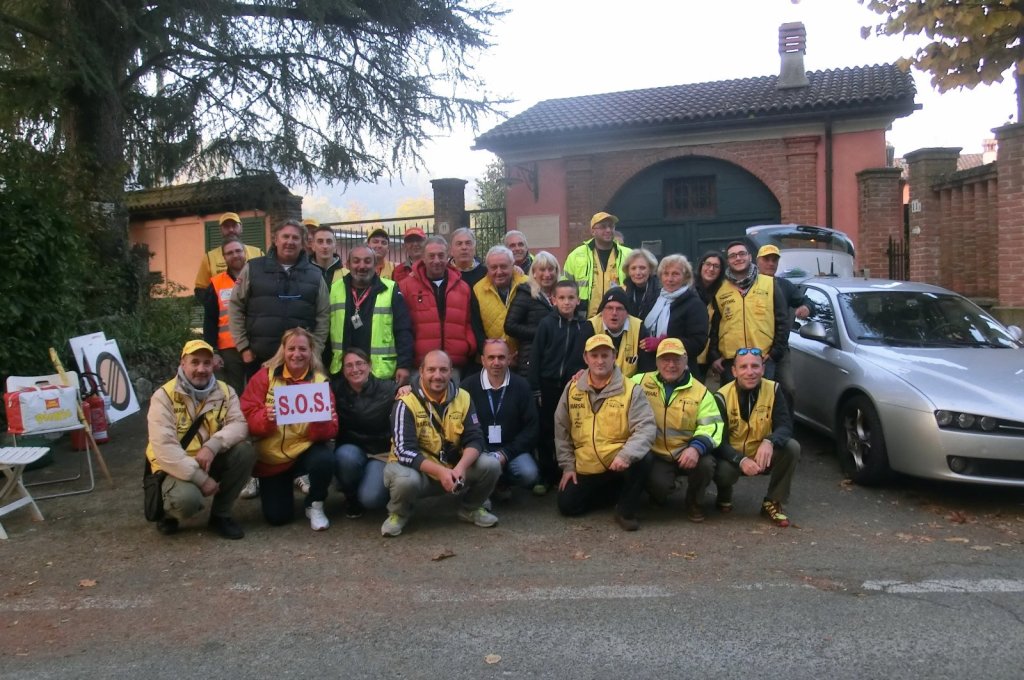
left=208, top=515, right=245, bottom=540
left=156, top=517, right=179, bottom=536
left=345, top=499, right=365, bottom=519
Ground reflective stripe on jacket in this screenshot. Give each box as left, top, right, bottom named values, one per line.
left=210, top=272, right=236, bottom=350
left=562, top=240, right=631, bottom=315
left=328, top=278, right=397, bottom=378
left=632, top=372, right=722, bottom=460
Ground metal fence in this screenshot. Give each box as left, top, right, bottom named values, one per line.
left=887, top=235, right=910, bottom=281
left=323, top=208, right=506, bottom=263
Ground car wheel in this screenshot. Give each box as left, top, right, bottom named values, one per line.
left=838, top=395, right=890, bottom=485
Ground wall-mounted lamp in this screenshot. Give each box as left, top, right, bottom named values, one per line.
left=504, top=162, right=539, bottom=202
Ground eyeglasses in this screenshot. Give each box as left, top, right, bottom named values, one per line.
left=736, top=348, right=762, bottom=356
left=726, top=252, right=749, bottom=260
left=702, top=262, right=721, bottom=270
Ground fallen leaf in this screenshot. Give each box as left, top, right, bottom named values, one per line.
left=572, top=550, right=590, bottom=560
left=944, top=537, right=970, bottom=543
left=971, top=545, right=993, bottom=551
left=485, top=654, right=501, bottom=665
left=683, top=551, right=697, bottom=561
left=947, top=511, right=968, bottom=524
left=431, top=549, right=456, bottom=562
left=77, top=579, right=97, bottom=588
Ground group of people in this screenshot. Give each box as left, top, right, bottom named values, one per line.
left=145, top=210, right=801, bottom=539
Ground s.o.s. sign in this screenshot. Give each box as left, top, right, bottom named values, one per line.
left=274, top=383, right=332, bottom=425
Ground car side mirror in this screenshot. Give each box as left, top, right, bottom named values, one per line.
left=799, top=321, right=829, bottom=343
left=1008, top=325, right=1023, bottom=342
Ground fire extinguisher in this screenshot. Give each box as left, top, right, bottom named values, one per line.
left=79, top=372, right=110, bottom=444
left=71, top=399, right=91, bottom=451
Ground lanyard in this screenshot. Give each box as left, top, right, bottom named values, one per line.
left=350, top=285, right=372, bottom=312
left=486, top=386, right=506, bottom=419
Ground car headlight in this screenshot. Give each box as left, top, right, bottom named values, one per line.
left=934, top=410, right=1023, bottom=435
left=957, top=413, right=976, bottom=429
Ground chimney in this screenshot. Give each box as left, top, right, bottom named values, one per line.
left=778, top=22, right=809, bottom=89
left=982, top=138, right=998, bottom=164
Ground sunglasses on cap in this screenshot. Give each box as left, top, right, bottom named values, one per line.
left=736, top=348, right=762, bottom=356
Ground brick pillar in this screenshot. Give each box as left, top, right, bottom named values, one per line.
left=995, top=123, right=1024, bottom=312
left=565, top=155, right=595, bottom=248
left=783, top=135, right=820, bottom=224
left=856, top=168, right=903, bottom=277
left=430, top=178, right=467, bottom=240
left=904, top=147, right=960, bottom=284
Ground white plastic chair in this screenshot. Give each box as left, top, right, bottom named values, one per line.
left=0, top=446, right=50, bottom=539
left=6, top=372, right=95, bottom=498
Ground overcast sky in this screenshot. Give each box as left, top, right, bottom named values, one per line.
left=305, top=0, right=1017, bottom=216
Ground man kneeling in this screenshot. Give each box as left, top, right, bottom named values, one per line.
left=555, top=334, right=655, bottom=531
left=713, top=348, right=800, bottom=527
left=145, top=340, right=256, bottom=539
left=382, top=350, right=500, bottom=536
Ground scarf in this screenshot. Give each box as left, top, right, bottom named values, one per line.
left=645, top=285, right=690, bottom=336
left=177, top=366, right=219, bottom=402
left=725, top=262, right=759, bottom=292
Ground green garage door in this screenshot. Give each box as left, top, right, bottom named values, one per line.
left=609, top=156, right=780, bottom=262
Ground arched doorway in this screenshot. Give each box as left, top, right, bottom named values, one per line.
left=609, top=156, right=781, bottom=261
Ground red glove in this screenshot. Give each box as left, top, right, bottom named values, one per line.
left=641, top=335, right=668, bottom=352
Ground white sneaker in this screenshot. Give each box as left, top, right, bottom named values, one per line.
left=295, top=474, right=311, bottom=495
left=457, top=506, right=499, bottom=528
left=239, top=477, right=260, bottom=499
left=305, top=501, right=329, bottom=531
left=381, top=513, right=409, bottom=537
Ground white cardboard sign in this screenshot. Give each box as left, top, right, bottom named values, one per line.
left=274, top=383, right=332, bottom=425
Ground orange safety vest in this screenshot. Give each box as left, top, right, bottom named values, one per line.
left=210, top=272, right=237, bottom=350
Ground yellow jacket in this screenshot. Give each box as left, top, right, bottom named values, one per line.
left=632, top=372, right=723, bottom=460
left=713, top=274, right=775, bottom=359
left=717, top=378, right=776, bottom=457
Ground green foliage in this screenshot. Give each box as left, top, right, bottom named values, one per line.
left=861, top=0, right=1024, bottom=116
left=475, top=156, right=506, bottom=211
left=102, top=279, right=198, bottom=386
left=0, top=137, right=91, bottom=384
left=0, top=0, right=508, bottom=189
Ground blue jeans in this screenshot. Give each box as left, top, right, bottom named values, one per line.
left=335, top=444, right=389, bottom=510
left=499, top=451, right=540, bottom=489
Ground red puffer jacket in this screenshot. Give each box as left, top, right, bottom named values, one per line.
left=398, top=261, right=476, bottom=367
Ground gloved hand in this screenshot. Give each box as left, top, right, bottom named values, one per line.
left=640, top=335, right=668, bottom=352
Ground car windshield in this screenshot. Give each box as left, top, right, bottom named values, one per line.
left=838, top=291, right=1020, bottom=348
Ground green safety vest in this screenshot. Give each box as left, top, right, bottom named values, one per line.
left=329, top=278, right=398, bottom=378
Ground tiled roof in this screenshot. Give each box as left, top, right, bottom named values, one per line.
left=475, top=64, right=916, bottom=150
left=125, top=174, right=297, bottom=214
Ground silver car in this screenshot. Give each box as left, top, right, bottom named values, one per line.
left=789, top=278, right=1024, bottom=486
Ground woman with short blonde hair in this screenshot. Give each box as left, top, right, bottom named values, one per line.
left=640, top=254, right=708, bottom=360
left=623, top=248, right=660, bottom=320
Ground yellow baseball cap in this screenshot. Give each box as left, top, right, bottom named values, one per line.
left=590, top=212, right=619, bottom=228
left=584, top=333, right=615, bottom=352
left=219, top=212, right=241, bottom=225
left=655, top=337, right=686, bottom=357
left=181, top=339, right=215, bottom=357
left=301, top=218, right=320, bottom=228
left=757, top=244, right=781, bottom=258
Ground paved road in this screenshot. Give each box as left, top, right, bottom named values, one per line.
left=4, top=414, right=1024, bottom=678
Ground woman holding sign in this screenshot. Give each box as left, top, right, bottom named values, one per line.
left=241, top=328, right=338, bottom=531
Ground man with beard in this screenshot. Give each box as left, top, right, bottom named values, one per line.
left=203, top=237, right=248, bottom=395
left=328, top=244, right=413, bottom=385
left=382, top=350, right=500, bottom=536
left=708, top=240, right=788, bottom=384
